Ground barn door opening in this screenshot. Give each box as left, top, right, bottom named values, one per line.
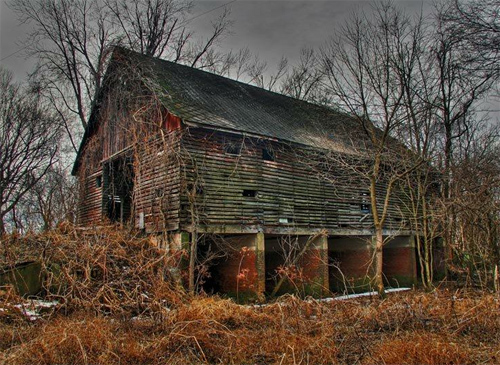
left=103, top=155, right=134, bottom=224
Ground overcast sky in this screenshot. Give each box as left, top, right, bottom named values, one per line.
left=0, top=0, right=497, bottom=118
left=1, top=0, right=431, bottom=80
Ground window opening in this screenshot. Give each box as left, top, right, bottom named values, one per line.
left=360, top=192, right=370, bottom=213
left=224, top=143, right=241, bottom=156
left=242, top=189, right=257, bottom=197
left=262, top=148, right=275, bottom=161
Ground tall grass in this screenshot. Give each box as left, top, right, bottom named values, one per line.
left=1, top=226, right=499, bottom=364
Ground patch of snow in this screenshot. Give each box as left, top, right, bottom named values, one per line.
left=246, top=288, right=411, bottom=308
left=323, top=287, right=411, bottom=302
left=12, top=299, right=59, bottom=321
left=28, top=300, right=59, bottom=308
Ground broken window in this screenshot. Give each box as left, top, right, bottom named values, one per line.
left=187, top=183, right=204, bottom=195
left=224, top=143, right=241, bottom=156
left=242, top=189, right=257, bottom=197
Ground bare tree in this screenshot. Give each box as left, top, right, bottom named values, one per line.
left=319, top=3, right=427, bottom=295
left=103, top=0, right=192, bottom=57
left=12, top=0, right=234, bottom=148
left=280, top=48, right=324, bottom=103
left=449, top=127, right=500, bottom=289
left=13, top=165, right=78, bottom=232
left=0, top=68, right=61, bottom=234
left=441, top=0, right=500, bottom=70
left=422, top=2, right=498, bottom=275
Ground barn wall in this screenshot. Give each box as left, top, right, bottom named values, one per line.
left=77, top=133, right=104, bottom=226
left=134, top=131, right=182, bottom=232
left=78, top=169, right=104, bottom=225
left=179, top=128, right=412, bottom=233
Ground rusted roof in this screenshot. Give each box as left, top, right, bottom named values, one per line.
left=73, top=47, right=372, bottom=175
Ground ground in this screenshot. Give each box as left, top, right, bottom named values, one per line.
left=1, top=289, right=499, bottom=364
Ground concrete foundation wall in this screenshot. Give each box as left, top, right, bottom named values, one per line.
left=163, top=230, right=420, bottom=300
left=328, top=235, right=418, bottom=292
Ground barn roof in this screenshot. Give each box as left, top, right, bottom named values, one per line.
left=72, top=47, right=373, bottom=175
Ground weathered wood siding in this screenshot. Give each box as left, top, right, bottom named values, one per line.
left=78, top=168, right=104, bottom=225
left=134, top=131, right=181, bottom=232
left=75, top=68, right=174, bottom=227
left=179, top=128, right=412, bottom=233
left=77, top=134, right=104, bottom=225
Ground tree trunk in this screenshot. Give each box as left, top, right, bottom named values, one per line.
left=189, top=230, right=198, bottom=293
left=374, top=228, right=385, bottom=297
left=0, top=216, right=5, bottom=236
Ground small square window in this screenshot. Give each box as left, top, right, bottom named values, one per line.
left=242, top=189, right=257, bottom=197
left=262, top=148, right=275, bottom=161
left=96, top=176, right=102, bottom=188
left=187, top=183, right=204, bottom=195
left=224, top=143, right=241, bottom=156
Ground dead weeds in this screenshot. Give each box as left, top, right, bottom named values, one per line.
left=1, top=227, right=500, bottom=364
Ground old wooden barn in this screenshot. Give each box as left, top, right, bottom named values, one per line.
left=73, top=47, right=430, bottom=299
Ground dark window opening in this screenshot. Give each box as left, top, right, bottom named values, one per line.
left=224, top=143, right=241, bottom=156
left=262, top=148, right=275, bottom=161
left=96, top=175, right=102, bottom=188
left=242, top=189, right=257, bottom=197
left=102, top=156, right=134, bottom=224
left=360, top=204, right=370, bottom=213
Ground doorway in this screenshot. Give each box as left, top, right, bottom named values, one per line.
left=103, top=155, right=134, bottom=224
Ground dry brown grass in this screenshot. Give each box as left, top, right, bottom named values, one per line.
left=2, top=291, right=499, bottom=364
left=1, top=227, right=500, bottom=364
